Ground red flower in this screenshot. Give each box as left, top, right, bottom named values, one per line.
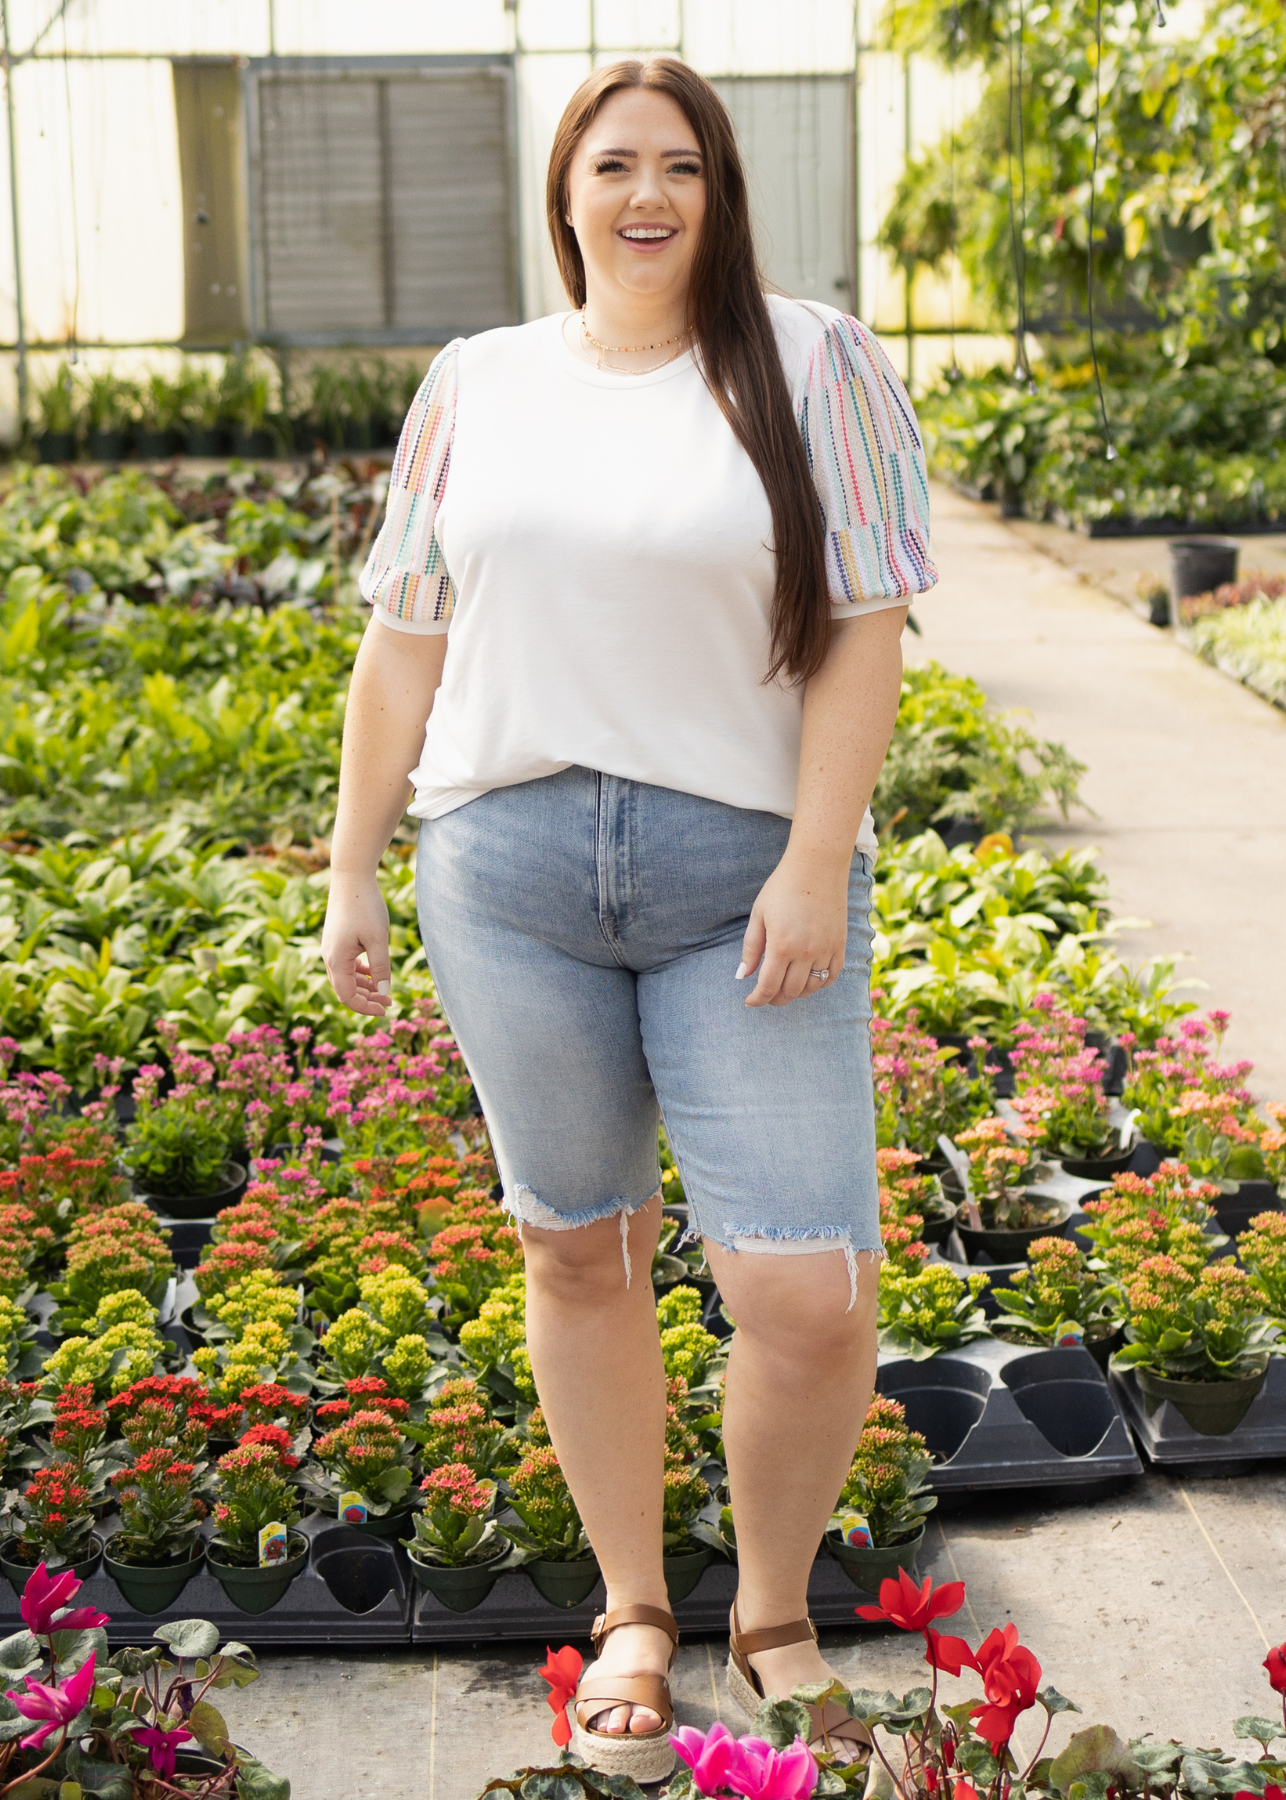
left=1265, top=1645, right=1286, bottom=1695
left=926, top=1630, right=978, bottom=1677
left=538, top=1644, right=583, bottom=1748
left=855, top=1570, right=966, bottom=1633
left=968, top=1624, right=1042, bottom=1751
left=954, top=1783, right=982, bottom=1800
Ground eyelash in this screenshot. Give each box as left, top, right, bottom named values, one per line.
left=590, top=158, right=702, bottom=176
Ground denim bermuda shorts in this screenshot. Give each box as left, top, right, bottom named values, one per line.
left=415, top=766, right=880, bottom=1271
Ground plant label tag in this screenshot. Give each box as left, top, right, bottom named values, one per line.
left=837, top=1510, right=873, bottom=1548
left=258, top=1522, right=288, bottom=1567
left=1054, top=1321, right=1085, bottom=1347
left=339, top=1490, right=369, bottom=1525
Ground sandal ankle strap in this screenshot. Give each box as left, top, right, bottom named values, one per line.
left=590, top=1604, right=680, bottom=1660
left=730, top=1604, right=818, bottom=1657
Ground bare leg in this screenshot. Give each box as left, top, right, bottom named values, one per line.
left=708, top=1242, right=879, bottom=1721
left=522, top=1195, right=671, bottom=1736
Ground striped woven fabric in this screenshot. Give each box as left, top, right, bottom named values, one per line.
left=359, top=338, right=462, bottom=628
left=799, top=314, right=937, bottom=607
left=360, top=310, right=936, bottom=628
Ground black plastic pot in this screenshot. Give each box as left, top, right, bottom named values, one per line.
left=37, top=432, right=76, bottom=462
left=663, top=1545, right=712, bottom=1604
left=348, top=1510, right=413, bottom=1543
left=1059, top=1144, right=1135, bottom=1181
left=1136, top=1365, right=1267, bottom=1436
left=1, top=1533, right=102, bottom=1597
left=135, top=1160, right=247, bottom=1221
left=1085, top=1326, right=1126, bottom=1372
left=826, top=1525, right=924, bottom=1593
left=956, top=1198, right=1073, bottom=1265
left=920, top=1200, right=959, bottom=1248
left=527, top=1555, right=601, bottom=1608
left=408, top=1546, right=508, bottom=1613
left=207, top=1533, right=310, bottom=1612
left=232, top=428, right=278, bottom=460
left=87, top=429, right=129, bottom=461
left=652, top=1253, right=693, bottom=1292
left=103, top=1542, right=204, bottom=1613
left=1213, top=1181, right=1281, bottom=1239
left=1168, top=537, right=1238, bottom=623
left=187, top=425, right=229, bottom=456
left=134, top=427, right=182, bottom=459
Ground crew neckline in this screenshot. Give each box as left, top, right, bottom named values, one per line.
left=547, top=311, right=697, bottom=388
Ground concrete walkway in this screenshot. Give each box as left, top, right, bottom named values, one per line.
left=908, top=485, right=1286, bottom=1101
left=213, top=489, right=1286, bottom=1800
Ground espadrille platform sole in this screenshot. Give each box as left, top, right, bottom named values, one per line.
left=570, top=1603, right=680, bottom=1784
left=568, top=1718, right=677, bottom=1783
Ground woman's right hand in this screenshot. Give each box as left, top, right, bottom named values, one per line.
left=322, top=873, right=393, bottom=1016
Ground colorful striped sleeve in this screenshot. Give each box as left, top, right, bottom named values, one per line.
left=359, top=338, right=463, bottom=633
left=798, top=315, right=937, bottom=613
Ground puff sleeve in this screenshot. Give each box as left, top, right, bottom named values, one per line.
left=359, top=338, right=462, bottom=633
left=798, top=315, right=937, bottom=614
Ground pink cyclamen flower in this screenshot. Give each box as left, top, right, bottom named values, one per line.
left=671, top=1721, right=742, bottom=1796
left=132, top=1723, right=194, bottom=1781
left=732, top=1734, right=819, bottom=1800
left=19, top=1562, right=110, bottom=1638
left=6, top=1650, right=97, bottom=1750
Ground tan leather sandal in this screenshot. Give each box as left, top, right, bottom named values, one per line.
left=727, top=1602, right=872, bottom=1764
left=570, top=1603, right=680, bottom=1783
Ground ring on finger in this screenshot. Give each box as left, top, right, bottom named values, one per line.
left=810, top=968, right=830, bottom=983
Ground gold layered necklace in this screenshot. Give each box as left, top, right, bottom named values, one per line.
left=578, top=307, right=691, bottom=375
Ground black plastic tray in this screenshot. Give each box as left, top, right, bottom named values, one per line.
left=876, top=1339, right=1142, bottom=1494
left=0, top=1516, right=412, bottom=1647
left=1109, top=1358, right=1286, bottom=1471
left=411, top=1550, right=889, bottom=1645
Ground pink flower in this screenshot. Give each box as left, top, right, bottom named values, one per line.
left=19, top=1562, right=110, bottom=1639
left=733, top=1735, right=818, bottom=1800
left=6, top=1650, right=97, bottom=1750
left=132, top=1723, right=194, bottom=1781
left=672, top=1721, right=742, bottom=1795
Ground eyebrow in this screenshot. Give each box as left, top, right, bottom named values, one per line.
left=589, top=146, right=703, bottom=158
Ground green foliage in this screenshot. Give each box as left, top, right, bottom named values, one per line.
left=834, top=1392, right=937, bottom=1546
left=877, top=1262, right=990, bottom=1359
left=1191, top=594, right=1286, bottom=709
left=1114, top=1258, right=1276, bottom=1381
left=502, top=1445, right=591, bottom=1562
left=875, top=663, right=1084, bottom=837
left=992, top=1236, right=1123, bottom=1348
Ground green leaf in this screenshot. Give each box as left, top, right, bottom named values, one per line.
left=234, top=1756, right=292, bottom=1800
left=189, top=1699, right=231, bottom=1756
left=791, top=1679, right=847, bottom=1707
left=752, top=1697, right=812, bottom=1747
left=0, top=1631, right=43, bottom=1681
left=48, top=1628, right=108, bottom=1675
left=153, top=1618, right=220, bottom=1660
left=108, top=1645, right=164, bottom=1678
left=1234, top=1716, right=1284, bottom=1749
left=518, top=1776, right=584, bottom=1800
left=1039, top=1685, right=1082, bottom=1716
left=1051, top=1727, right=1143, bottom=1795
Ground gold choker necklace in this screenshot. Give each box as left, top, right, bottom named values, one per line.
left=578, top=308, right=690, bottom=373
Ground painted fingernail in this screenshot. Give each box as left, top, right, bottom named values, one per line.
left=377, top=980, right=391, bottom=995
left=735, top=962, right=748, bottom=980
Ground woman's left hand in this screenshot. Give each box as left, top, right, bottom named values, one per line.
left=738, top=849, right=849, bottom=1007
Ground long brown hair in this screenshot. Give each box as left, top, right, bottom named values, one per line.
left=546, top=58, right=830, bottom=685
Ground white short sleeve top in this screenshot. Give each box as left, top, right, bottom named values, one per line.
left=360, top=296, right=936, bottom=850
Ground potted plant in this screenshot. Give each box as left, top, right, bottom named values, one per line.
left=1008, top=995, right=1135, bottom=1178
left=501, top=1446, right=600, bottom=1607
left=661, top=1457, right=713, bottom=1604
left=1078, top=1163, right=1226, bottom=1284
left=1, top=1464, right=103, bottom=1592
left=402, top=1461, right=509, bottom=1612
left=104, top=1446, right=207, bottom=1612
left=952, top=1118, right=1069, bottom=1262
left=134, top=371, right=186, bottom=457
left=824, top=1392, right=936, bottom=1595
left=49, top=1200, right=174, bottom=1333
left=1112, top=1256, right=1276, bottom=1434
left=126, top=1065, right=245, bottom=1220
left=34, top=364, right=79, bottom=461
left=83, top=369, right=138, bottom=461
left=871, top=1010, right=988, bottom=1170
left=306, top=1408, right=415, bottom=1538
left=206, top=1440, right=307, bottom=1612
left=876, top=1263, right=990, bottom=1360
left=1168, top=1090, right=1277, bottom=1232
left=1239, top=1210, right=1286, bottom=1328
left=878, top=1146, right=959, bottom=1248
left=991, top=1236, right=1125, bottom=1367
left=408, top=1379, right=511, bottom=1476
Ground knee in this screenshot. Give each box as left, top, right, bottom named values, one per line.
left=521, top=1214, right=635, bottom=1308
left=716, top=1248, right=879, bottom=1369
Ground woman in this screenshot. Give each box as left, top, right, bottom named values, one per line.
left=322, top=56, right=935, bottom=1784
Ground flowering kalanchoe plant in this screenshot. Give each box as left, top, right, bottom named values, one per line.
left=832, top=1394, right=937, bottom=1549
left=1239, top=1213, right=1286, bottom=1326
left=403, top=1462, right=504, bottom=1568
left=1078, top=1164, right=1225, bottom=1283
left=409, top=1385, right=511, bottom=1478
left=9, top=1464, right=98, bottom=1569
left=1123, top=1011, right=1257, bottom=1155
left=211, top=1441, right=302, bottom=1567
left=877, top=1264, right=990, bottom=1362
left=308, top=1409, right=415, bottom=1517
left=429, top=1220, right=524, bottom=1327
left=1005, top=997, right=1120, bottom=1160
left=991, top=1238, right=1124, bottom=1350
left=871, top=1010, right=987, bottom=1156
left=125, top=1062, right=236, bottom=1199
left=1113, top=1257, right=1277, bottom=1383
left=662, top=1459, right=711, bottom=1554
left=501, top=1446, right=592, bottom=1563
left=50, top=1201, right=174, bottom=1331
left=110, top=1447, right=208, bottom=1566
left=953, top=1118, right=1049, bottom=1228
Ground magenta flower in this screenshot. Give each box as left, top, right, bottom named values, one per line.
left=6, top=1650, right=97, bottom=1750
left=732, top=1735, right=818, bottom=1800
left=132, top=1723, right=194, bottom=1781
left=19, top=1563, right=109, bottom=1639
left=671, top=1721, right=741, bottom=1795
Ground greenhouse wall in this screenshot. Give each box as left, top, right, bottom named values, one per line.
left=0, top=0, right=1014, bottom=440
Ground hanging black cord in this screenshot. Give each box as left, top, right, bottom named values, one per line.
left=1004, top=0, right=1026, bottom=379
left=1086, top=0, right=1116, bottom=458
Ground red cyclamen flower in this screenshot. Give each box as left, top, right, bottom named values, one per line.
left=855, top=1569, right=966, bottom=1633
left=1264, top=1644, right=1286, bottom=1695
left=538, top=1645, right=584, bottom=1747
left=19, top=1562, right=109, bottom=1638
left=968, top=1624, right=1042, bottom=1751
left=5, top=1651, right=97, bottom=1750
